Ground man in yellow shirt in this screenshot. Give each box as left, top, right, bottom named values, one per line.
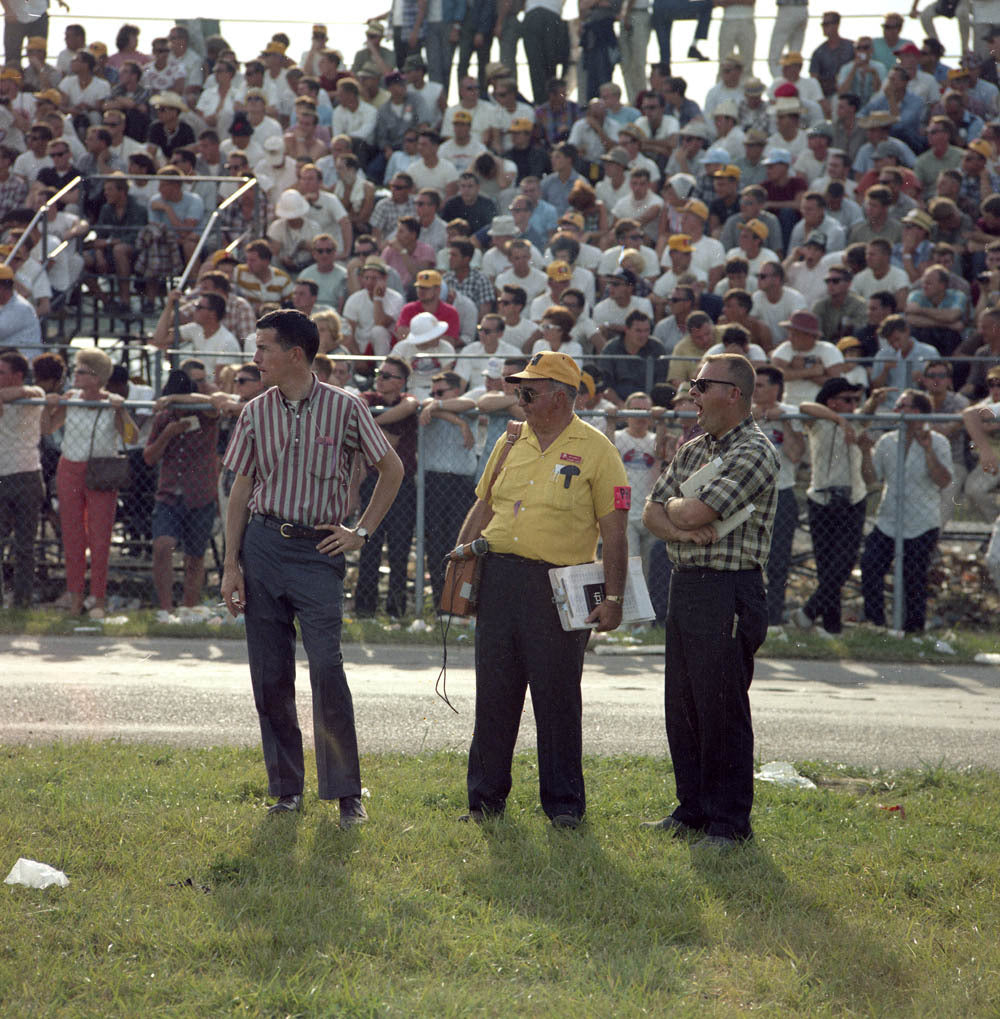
left=454, top=351, right=629, bottom=829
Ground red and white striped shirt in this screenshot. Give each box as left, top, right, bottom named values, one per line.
left=223, top=375, right=391, bottom=526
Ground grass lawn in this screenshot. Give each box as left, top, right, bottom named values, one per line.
left=2, top=745, right=998, bottom=1017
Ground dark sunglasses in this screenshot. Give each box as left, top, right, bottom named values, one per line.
left=688, top=377, right=739, bottom=393
left=235, top=376, right=256, bottom=384
left=377, top=370, right=403, bottom=380
left=516, top=385, right=550, bottom=403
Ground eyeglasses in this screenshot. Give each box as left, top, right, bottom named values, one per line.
left=313, top=247, right=334, bottom=254
left=235, top=376, right=256, bottom=384
left=669, top=296, right=688, bottom=303
left=376, top=370, right=403, bottom=381
left=516, top=385, right=550, bottom=403
left=430, top=388, right=451, bottom=397
left=497, top=298, right=513, bottom=305
left=390, top=182, right=409, bottom=190
left=50, top=149, right=69, bottom=157
left=510, top=205, right=530, bottom=213
left=689, top=377, right=739, bottom=393
left=924, top=371, right=949, bottom=379
left=825, top=276, right=847, bottom=284
left=477, top=325, right=498, bottom=334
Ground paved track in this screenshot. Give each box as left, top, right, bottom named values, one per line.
left=2, top=636, right=998, bottom=770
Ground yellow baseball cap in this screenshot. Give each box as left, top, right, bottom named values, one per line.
left=505, top=350, right=581, bottom=389
left=546, top=260, right=573, bottom=281
left=415, top=269, right=442, bottom=287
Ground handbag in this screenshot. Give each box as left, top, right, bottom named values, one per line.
left=84, top=405, right=131, bottom=491
left=439, top=421, right=523, bottom=616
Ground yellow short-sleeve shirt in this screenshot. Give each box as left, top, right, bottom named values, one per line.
left=477, top=416, right=630, bottom=566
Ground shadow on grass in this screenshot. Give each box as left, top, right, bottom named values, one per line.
left=688, top=840, right=916, bottom=1012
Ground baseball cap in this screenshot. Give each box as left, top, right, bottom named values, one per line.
left=452, top=109, right=473, bottom=123
left=740, top=218, right=768, bottom=240
left=600, top=146, right=630, bottom=167
left=510, top=117, right=533, bottom=132
left=505, top=350, right=581, bottom=389
left=415, top=269, right=442, bottom=287
left=681, top=198, right=709, bottom=221
left=804, top=231, right=828, bottom=249
left=0, top=265, right=13, bottom=281
left=667, top=234, right=695, bottom=253
left=712, top=164, right=740, bottom=179
left=698, top=145, right=731, bottom=165
left=763, top=148, right=792, bottom=165
left=836, top=336, right=863, bottom=352
left=483, top=357, right=505, bottom=380
left=546, top=260, right=573, bottom=281
left=780, top=51, right=804, bottom=65
left=816, top=377, right=864, bottom=404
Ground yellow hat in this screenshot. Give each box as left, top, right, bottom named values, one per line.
left=0, top=68, right=22, bottom=82
left=262, top=41, right=287, bottom=56
left=740, top=218, right=768, bottom=240
left=415, top=269, right=442, bottom=287
left=451, top=109, right=473, bottom=123
left=667, top=234, right=695, bottom=253
left=559, top=211, right=585, bottom=229
left=88, top=41, right=108, bottom=56
left=546, top=260, right=573, bottom=281
left=312, top=24, right=327, bottom=36
left=0, top=265, right=14, bottom=281
left=510, top=117, right=533, bottom=132
left=968, top=138, right=993, bottom=159
left=836, top=336, right=862, bottom=352
left=780, top=51, right=804, bottom=65
left=681, top=199, right=709, bottom=221
left=208, top=248, right=238, bottom=267
left=35, top=88, right=62, bottom=104
left=505, top=350, right=581, bottom=389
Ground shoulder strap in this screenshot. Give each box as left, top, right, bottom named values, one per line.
left=484, top=420, right=524, bottom=502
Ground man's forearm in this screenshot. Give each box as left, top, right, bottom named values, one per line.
left=224, top=473, right=253, bottom=566
left=357, top=449, right=404, bottom=534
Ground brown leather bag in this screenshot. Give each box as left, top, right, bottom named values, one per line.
left=439, top=421, right=523, bottom=616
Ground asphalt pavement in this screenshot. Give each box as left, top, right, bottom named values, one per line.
left=2, top=635, right=998, bottom=770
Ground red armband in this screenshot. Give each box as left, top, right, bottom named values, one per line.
left=614, top=485, right=631, bottom=510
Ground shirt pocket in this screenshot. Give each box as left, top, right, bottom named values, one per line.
left=543, top=463, right=583, bottom=511
left=308, top=440, right=339, bottom=480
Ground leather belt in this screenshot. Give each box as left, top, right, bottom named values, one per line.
left=253, top=513, right=330, bottom=541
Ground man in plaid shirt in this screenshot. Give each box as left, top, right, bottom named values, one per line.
left=642, top=353, right=778, bottom=851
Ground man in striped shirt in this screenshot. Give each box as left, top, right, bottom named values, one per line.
left=233, top=239, right=295, bottom=311
left=221, top=309, right=403, bottom=824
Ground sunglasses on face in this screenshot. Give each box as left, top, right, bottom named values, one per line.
left=688, top=377, right=739, bottom=393
left=516, top=385, right=550, bottom=403
left=235, top=376, right=256, bottom=384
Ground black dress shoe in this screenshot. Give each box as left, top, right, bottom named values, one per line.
left=551, top=813, right=582, bottom=830
left=688, top=45, right=709, bottom=61
left=639, top=815, right=699, bottom=838
left=267, top=794, right=302, bottom=815
left=339, top=795, right=368, bottom=829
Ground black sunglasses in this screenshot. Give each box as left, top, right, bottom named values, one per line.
left=688, top=378, right=739, bottom=393
left=516, top=384, right=551, bottom=403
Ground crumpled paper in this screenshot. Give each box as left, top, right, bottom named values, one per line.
left=754, top=761, right=817, bottom=790
left=4, top=858, right=69, bottom=888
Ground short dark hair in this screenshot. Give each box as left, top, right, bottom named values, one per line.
left=201, top=292, right=226, bottom=320
left=449, top=238, right=474, bottom=260
left=257, top=308, right=320, bottom=362
left=723, top=288, right=752, bottom=312
left=756, top=364, right=784, bottom=398
left=0, top=351, right=29, bottom=379
left=246, top=238, right=272, bottom=261
left=870, top=290, right=898, bottom=312
left=382, top=354, right=410, bottom=381
left=721, top=324, right=750, bottom=349
left=32, top=352, right=65, bottom=383
left=200, top=270, right=231, bottom=294
left=879, top=313, right=908, bottom=340
left=501, top=284, right=526, bottom=308
left=625, top=310, right=651, bottom=328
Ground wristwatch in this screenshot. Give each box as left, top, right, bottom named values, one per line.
left=605, top=594, right=623, bottom=604
left=355, top=527, right=370, bottom=544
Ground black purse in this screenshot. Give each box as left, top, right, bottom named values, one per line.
left=84, top=406, right=131, bottom=491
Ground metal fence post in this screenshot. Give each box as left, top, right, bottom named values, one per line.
left=414, top=416, right=426, bottom=617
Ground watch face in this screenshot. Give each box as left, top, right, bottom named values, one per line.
left=357, top=527, right=370, bottom=542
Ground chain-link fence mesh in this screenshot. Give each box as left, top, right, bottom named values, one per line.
left=3, top=351, right=1000, bottom=629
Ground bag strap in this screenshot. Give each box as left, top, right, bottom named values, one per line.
left=483, top=420, right=524, bottom=502
left=86, top=405, right=103, bottom=461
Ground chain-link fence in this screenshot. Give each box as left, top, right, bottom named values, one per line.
left=3, top=348, right=999, bottom=629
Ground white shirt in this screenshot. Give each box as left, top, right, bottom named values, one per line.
left=495, top=266, right=549, bottom=302
left=392, top=337, right=457, bottom=399
left=872, top=429, right=952, bottom=538
left=407, top=156, right=459, bottom=194
left=455, top=338, right=522, bottom=381
left=438, top=137, right=486, bottom=173
left=614, top=429, right=659, bottom=522
left=0, top=385, right=43, bottom=475
left=331, top=101, right=377, bottom=144
left=770, top=339, right=845, bottom=405
left=593, top=295, right=654, bottom=328
left=342, top=287, right=405, bottom=338
left=850, top=265, right=910, bottom=300
left=754, top=401, right=803, bottom=489
left=177, top=321, right=241, bottom=374
left=751, top=286, right=807, bottom=345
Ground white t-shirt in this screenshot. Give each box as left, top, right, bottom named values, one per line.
left=455, top=338, right=522, bottom=382
left=342, top=287, right=405, bottom=338
left=391, top=337, right=457, bottom=399
left=495, top=266, right=549, bottom=302
left=178, top=322, right=241, bottom=375
left=751, top=287, right=807, bottom=345
left=770, top=339, right=845, bottom=405
left=850, top=265, right=910, bottom=300
left=408, top=156, right=459, bottom=195
left=614, top=429, right=659, bottom=522
left=755, top=401, right=804, bottom=490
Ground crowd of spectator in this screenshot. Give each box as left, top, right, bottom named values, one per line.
left=0, top=11, right=999, bottom=629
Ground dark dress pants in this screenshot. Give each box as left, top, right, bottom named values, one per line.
left=425, top=470, right=476, bottom=609
left=522, top=7, right=568, bottom=105
left=663, top=568, right=768, bottom=840
left=860, top=525, right=939, bottom=633
left=468, top=554, right=590, bottom=819
left=804, top=496, right=866, bottom=633
left=765, top=486, right=799, bottom=625
left=0, top=470, right=43, bottom=608
left=651, top=0, right=712, bottom=68
left=242, top=517, right=360, bottom=800
left=355, top=472, right=416, bottom=617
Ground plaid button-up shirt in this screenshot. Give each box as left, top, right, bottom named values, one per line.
left=649, top=416, right=778, bottom=571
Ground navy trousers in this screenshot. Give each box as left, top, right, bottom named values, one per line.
left=242, top=517, right=360, bottom=800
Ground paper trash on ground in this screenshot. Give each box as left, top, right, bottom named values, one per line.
left=5, top=858, right=69, bottom=889
left=754, top=762, right=817, bottom=789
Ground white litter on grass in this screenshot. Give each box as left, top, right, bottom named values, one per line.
left=4, top=858, right=69, bottom=889
left=934, top=640, right=956, bottom=655
left=154, top=606, right=242, bottom=626
left=408, top=619, right=430, bottom=632
left=974, top=652, right=1000, bottom=665
left=754, top=761, right=817, bottom=790
left=102, top=616, right=130, bottom=626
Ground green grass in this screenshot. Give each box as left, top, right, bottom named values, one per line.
left=2, top=745, right=999, bottom=1016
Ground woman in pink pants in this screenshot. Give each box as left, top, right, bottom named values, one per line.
left=43, top=348, right=137, bottom=619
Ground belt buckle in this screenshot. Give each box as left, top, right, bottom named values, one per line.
left=279, top=521, right=293, bottom=538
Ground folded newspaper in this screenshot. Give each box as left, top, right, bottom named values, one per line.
left=549, top=556, right=655, bottom=631
left=679, top=456, right=754, bottom=539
